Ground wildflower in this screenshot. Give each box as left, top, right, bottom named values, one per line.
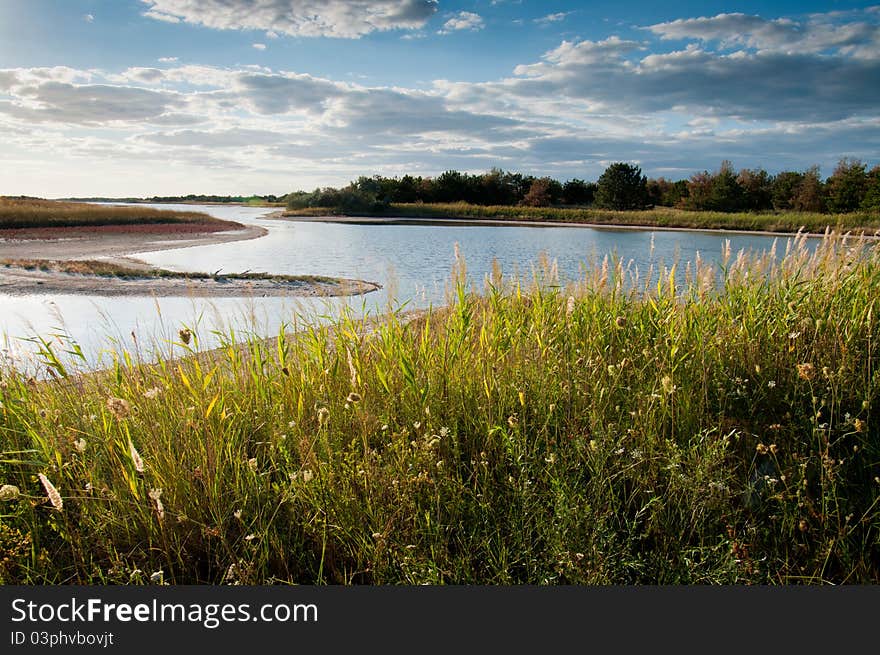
left=317, top=406, right=330, bottom=426
left=107, top=397, right=131, bottom=420
left=566, top=296, right=575, bottom=318
left=234, top=509, right=242, bottom=520
left=796, top=363, right=815, bottom=381
left=615, top=315, right=626, bottom=329
left=413, top=421, right=421, bottom=430
left=129, top=441, right=145, bottom=473
left=143, top=386, right=161, bottom=400
left=798, top=519, right=808, bottom=532
left=769, top=444, right=779, bottom=455
left=788, top=331, right=801, bottom=340
left=244, top=534, right=256, bottom=541
left=767, top=380, right=776, bottom=388
left=247, top=458, right=258, bottom=472
left=372, top=532, right=383, bottom=540
left=0, top=484, right=20, bottom=501
left=150, top=570, right=164, bottom=584
left=38, top=473, right=63, bottom=511
left=589, top=440, right=598, bottom=451
left=822, top=366, right=831, bottom=378
left=854, top=418, right=865, bottom=433
left=302, top=469, right=314, bottom=483
left=756, top=443, right=769, bottom=455
left=148, top=488, right=164, bottom=521
left=439, top=426, right=450, bottom=438
left=74, top=438, right=87, bottom=453
left=346, top=392, right=362, bottom=404
left=661, top=375, right=675, bottom=395
left=507, top=415, right=518, bottom=428
left=178, top=328, right=192, bottom=345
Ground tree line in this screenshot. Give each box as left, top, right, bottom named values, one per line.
left=286, top=158, right=880, bottom=213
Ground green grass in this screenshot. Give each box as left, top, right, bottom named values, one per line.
left=284, top=202, right=880, bottom=235
left=0, top=233, right=878, bottom=584
left=0, top=197, right=235, bottom=230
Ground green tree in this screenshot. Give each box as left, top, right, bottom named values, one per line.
left=791, top=166, right=826, bottom=213
left=771, top=171, right=804, bottom=210
left=861, top=165, right=880, bottom=211
left=594, top=162, right=648, bottom=210
left=826, top=158, right=868, bottom=212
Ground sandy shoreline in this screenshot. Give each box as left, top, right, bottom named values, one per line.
left=0, top=223, right=268, bottom=262
left=0, top=223, right=380, bottom=297
left=0, top=265, right=379, bottom=297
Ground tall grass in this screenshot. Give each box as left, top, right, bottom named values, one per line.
left=0, top=198, right=234, bottom=230
left=0, top=232, right=878, bottom=584
left=285, top=202, right=880, bottom=235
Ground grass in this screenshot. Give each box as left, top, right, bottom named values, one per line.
left=284, top=202, right=880, bottom=235
left=0, top=197, right=236, bottom=230
left=0, top=232, right=878, bottom=584
left=0, top=258, right=343, bottom=285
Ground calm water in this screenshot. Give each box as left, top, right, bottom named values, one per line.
left=0, top=204, right=816, bottom=369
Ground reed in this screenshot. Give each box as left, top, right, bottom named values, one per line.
left=0, top=231, right=878, bottom=584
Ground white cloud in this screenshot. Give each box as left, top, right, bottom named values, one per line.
left=140, top=0, right=438, bottom=38
left=142, top=9, right=181, bottom=23
left=438, top=11, right=484, bottom=34
left=3, top=7, right=880, bottom=196
left=252, top=43, right=267, bottom=50
left=648, top=11, right=880, bottom=58
left=84, top=14, right=95, bottom=23
left=534, top=12, right=570, bottom=25
left=158, top=56, right=179, bottom=63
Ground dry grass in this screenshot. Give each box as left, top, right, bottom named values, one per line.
left=285, top=202, right=880, bottom=235
left=0, top=197, right=237, bottom=230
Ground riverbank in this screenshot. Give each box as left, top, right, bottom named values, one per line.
left=0, top=258, right=380, bottom=297
left=0, top=199, right=380, bottom=297
left=1, top=231, right=877, bottom=585
left=281, top=203, right=880, bottom=236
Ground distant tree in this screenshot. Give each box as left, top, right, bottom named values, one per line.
left=594, top=163, right=648, bottom=210
left=771, top=171, right=805, bottom=210
left=682, top=171, right=713, bottom=210
left=826, top=158, right=868, bottom=212
left=791, top=166, right=826, bottom=213
left=683, top=161, right=744, bottom=212
left=562, top=179, right=596, bottom=206
left=708, top=160, right=745, bottom=211
left=646, top=177, right=687, bottom=207
left=861, top=165, right=880, bottom=212
left=520, top=177, right=555, bottom=207
left=434, top=170, right=468, bottom=203
left=737, top=168, right=773, bottom=211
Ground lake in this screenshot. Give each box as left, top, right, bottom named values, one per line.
left=0, top=203, right=817, bottom=369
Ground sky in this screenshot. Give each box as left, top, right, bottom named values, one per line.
left=0, top=0, right=879, bottom=197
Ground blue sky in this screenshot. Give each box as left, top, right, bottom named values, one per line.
left=1, top=0, right=878, bottom=196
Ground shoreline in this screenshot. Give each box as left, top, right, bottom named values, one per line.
left=0, top=221, right=381, bottom=298
left=274, top=212, right=880, bottom=240
left=0, top=264, right=380, bottom=297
